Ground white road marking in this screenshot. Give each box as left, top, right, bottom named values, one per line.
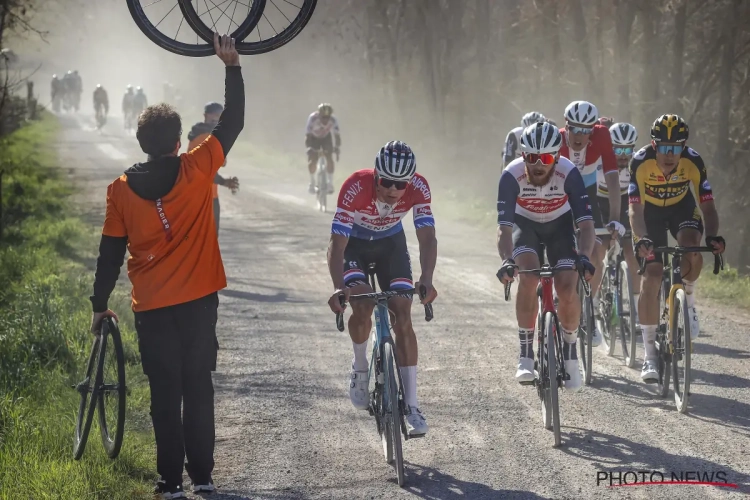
left=97, top=143, right=128, bottom=161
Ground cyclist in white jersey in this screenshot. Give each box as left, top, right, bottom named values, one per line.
left=306, top=103, right=341, bottom=194
left=496, top=122, right=596, bottom=392
left=596, top=122, right=641, bottom=321
left=503, top=111, right=546, bottom=166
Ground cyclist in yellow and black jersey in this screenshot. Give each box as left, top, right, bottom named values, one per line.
left=628, top=114, right=725, bottom=384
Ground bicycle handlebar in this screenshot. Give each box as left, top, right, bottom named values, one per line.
left=636, top=246, right=724, bottom=276
left=499, top=265, right=591, bottom=302
left=335, top=286, right=434, bottom=332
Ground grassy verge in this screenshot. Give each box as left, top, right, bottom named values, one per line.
left=0, top=114, right=155, bottom=499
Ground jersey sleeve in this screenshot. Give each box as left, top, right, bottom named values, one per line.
left=411, top=176, right=435, bottom=230
left=628, top=147, right=648, bottom=204
left=181, top=134, right=226, bottom=179
left=497, top=170, right=520, bottom=226
left=597, top=126, right=618, bottom=175
left=563, top=167, right=593, bottom=224
left=331, top=174, right=361, bottom=237
left=687, top=148, right=714, bottom=203
left=305, top=113, right=315, bottom=135
left=503, top=131, right=519, bottom=166
left=102, top=181, right=127, bottom=238
left=332, top=116, right=341, bottom=135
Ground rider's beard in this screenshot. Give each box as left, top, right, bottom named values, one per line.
left=525, top=164, right=555, bottom=187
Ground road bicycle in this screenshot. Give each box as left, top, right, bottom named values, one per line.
left=638, top=246, right=722, bottom=413
left=73, top=317, right=127, bottom=460
left=127, top=0, right=317, bottom=57
left=312, top=147, right=335, bottom=212
left=501, top=263, right=590, bottom=448
left=95, top=107, right=107, bottom=131
left=597, top=229, right=639, bottom=367
left=335, top=266, right=433, bottom=486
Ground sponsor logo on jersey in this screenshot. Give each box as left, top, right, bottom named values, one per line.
left=415, top=205, right=432, bottom=217
left=333, top=210, right=354, bottom=225
left=517, top=196, right=569, bottom=214
left=523, top=187, right=536, bottom=192
left=341, top=180, right=363, bottom=209
left=702, top=179, right=711, bottom=191
left=411, top=176, right=431, bottom=201
left=633, top=147, right=648, bottom=160
left=688, top=147, right=699, bottom=157
left=645, top=184, right=688, bottom=199
left=628, top=182, right=638, bottom=194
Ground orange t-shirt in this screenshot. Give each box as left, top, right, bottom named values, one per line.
left=102, top=135, right=227, bottom=312
left=188, top=132, right=221, bottom=199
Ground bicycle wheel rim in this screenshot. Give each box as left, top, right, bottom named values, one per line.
left=74, top=335, right=103, bottom=460
left=178, top=0, right=266, bottom=44
left=98, top=320, right=127, bottom=458
left=546, top=313, right=561, bottom=447
left=600, top=272, right=615, bottom=356
left=235, top=0, right=317, bottom=55
left=578, top=283, right=593, bottom=385
left=127, top=0, right=216, bottom=57
left=385, top=343, right=405, bottom=486
left=672, top=289, right=691, bottom=413
left=538, top=318, right=552, bottom=430
left=619, top=261, right=637, bottom=367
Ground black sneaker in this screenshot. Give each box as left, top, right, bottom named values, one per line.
left=193, top=481, right=216, bottom=494
left=154, top=480, right=187, bottom=499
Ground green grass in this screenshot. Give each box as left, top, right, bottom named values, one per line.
left=699, top=265, right=750, bottom=309
left=0, top=114, right=156, bottom=499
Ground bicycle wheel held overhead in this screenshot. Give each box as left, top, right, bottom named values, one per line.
left=225, top=0, right=318, bottom=55
left=178, top=0, right=266, bottom=44
left=127, top=0, right=215, bottom=57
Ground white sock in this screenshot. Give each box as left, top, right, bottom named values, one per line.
left=683, top=280, right=696, bottom=307
left=352, top=340, right=368, bottom=371
left=399, top=366, right=418, bottom=408
left=309, top=173, right=315, bottom=185
left=642, top=325, right=657, bottom=360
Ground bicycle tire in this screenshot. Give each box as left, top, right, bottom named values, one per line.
left=178, top=0, right=266, bottom=44
left=672, top=289, right=691, bottom=413
left=384, top=342, right=405, bottom=486
left=317, top=156, right=327, bottom=212
left=619, top=261, right=638, bottom=368
left=600, top=269, right=616, bottom=357
left=234, top=0, right=317, bottom=55
left=73, top=335, right=103, bottom=460
left=545, top=312, right=561, bottom=447
left=578, top=282, right=594, bottom=386
left=127, top=0, right=216, bottom=57
left=97, top=318, right=127, bottom=459
left=657, top=277, right=671, bottom=397
left=537, top=311, right=552, bottom=430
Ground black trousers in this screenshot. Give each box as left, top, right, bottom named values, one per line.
left=135, top=292, right=219, bottom=487
left=213, top=197, right=220, bottom=235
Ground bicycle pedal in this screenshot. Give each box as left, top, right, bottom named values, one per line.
left=643, top=378, right=658, bottom=385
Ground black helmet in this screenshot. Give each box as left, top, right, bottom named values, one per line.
left=651, top=114, right=689, bottom=143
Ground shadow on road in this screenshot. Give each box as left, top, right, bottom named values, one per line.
left=692, top=342, right=750, bottom=359
left=219, top=288, right=306, bottom=303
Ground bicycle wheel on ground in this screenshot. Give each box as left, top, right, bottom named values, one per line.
left=671, top=289, right=692, bottom=413
left=536, top=313, right=552, bottom=430
left=73, top=335, right=103, bottom=460
left=599, top=270, right=616, bottom=356
left=619, top=261, right=638, bottom=368
left=578, top=282, right=594, bottom=386
left=545, top=312, right=561, bottom=447
left=384, top=342, right=405, bottom=486
left=657, top=278, right=671, bottom=397
left=97, top=318, right=127, bottom=459
left=316, top=156, right=327, bottom=212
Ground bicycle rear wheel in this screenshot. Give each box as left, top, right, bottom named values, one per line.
left=619, top=260, right=638, bottom=368
left=73, top=335, right=103, bottom=460
left=127, top=0, right=216, bottom=57
left=178, top=0, right=266, bottom=44
left=599, top=268, right=616, bottom=356
left=97, top=318, right=127, bottom=459
left=672, top=289, right=692, bottom=413
left=235, top=0, right=318, bottom=55
left=384, top=342, right=405, bottom=486
left=578, top=282, right=594, bottom=386
left=545, top=312, right=561, bottom=447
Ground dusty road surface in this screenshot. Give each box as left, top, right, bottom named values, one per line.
left=58, top=113, right=750, bottom=500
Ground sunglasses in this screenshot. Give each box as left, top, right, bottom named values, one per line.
left=567, top=125, right=594, bottom=135
left=523, top=152, right=556, bottom=166
left=614, top=146, right=634, bottom=156
left=655, top=144, right=684, bottom=155
left=377, top=177, right=409, bottom=190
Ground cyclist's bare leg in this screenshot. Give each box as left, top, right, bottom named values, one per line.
left=307, top=153, right=317, bottom=175
left=347, top=283, right=375, bottom=345
left=325, top=152, right=335, bottom=174
left=514, top=252, right=541, bottom=330
left=590, top=239, right=606, bottom=297
left=676, top=228, right=703, bottom=282
left=390, top=296, right=416, bottom=366
left=553, top=270, right=581, bottom=332
left=639, top=262, right=663, bottom=326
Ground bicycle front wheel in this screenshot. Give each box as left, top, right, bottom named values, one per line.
left=127, top=0, right=216, bottom=57
left=178, top=0, right=266, bottom=44
left=578, top=282, right=594, bottom=386
left=97, top=318, right=127, bottom=459
left=672, top=289, right=692, bottom=413
left=619, top=260, right=638, bottom=368
left=384, top=342, right=405, bottom=486
left=545, top=312, right=561, bottom=447
left=316, top=157, right=327, bottom=212
left=73, top=335, right=103, bottom=460
left=599, top=268, right=616, bottom=357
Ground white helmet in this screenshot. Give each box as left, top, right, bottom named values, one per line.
left=375, top=141, right=416, bottom=181
left=564, top=100, right=599, bottom=126
left=609, top=122, right=638, bottom=146
left=520, top=122, right=563, bottom=154
left=521, top=111, right=546, bottom=128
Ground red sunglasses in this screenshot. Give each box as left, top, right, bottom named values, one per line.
left=523, top=152, right=557, bottom=166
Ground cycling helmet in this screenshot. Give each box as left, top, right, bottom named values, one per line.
left=318, top=103, right=333, bottom=116
left=204, top=102, right=224, bottom=114
left=520, top=122, right=563, bottom=154
left=67, top=70, right=72, bottom=75
left=650, top=114, right=688, bottom=143
left=52, top=74, right=58, bottom=79
left=96, top=84, right=102, bottom=89
left=564, top=100, right=599, bottom=126
left=598, top=116, right=615, bottom=128
left=521, top=111, right=546, bottom=128
left=546, top=118, right=557, bottom=127
left=126, top=84, right=133, bottom=90
left=375, top=141, right=416, bottom=181
left=610, top=123, right=638, bottom=146
left=136, top=86, right=143, bottom=92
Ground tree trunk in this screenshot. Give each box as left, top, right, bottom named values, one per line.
left=568, top=0, right=598, bottom=99
left=500, top=0, right=521, bottom=85
left=638, top=2, right=661, bottom=126
left=713, top=0, right=741, bottom=169
left=671, top=0, right=688, bottom=114
left=615, top=0, right=636, bottom=121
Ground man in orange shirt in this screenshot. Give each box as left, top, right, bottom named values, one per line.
left=188, top=101, right=239, bottom=235
left=89, top=34, right=244, bottom=500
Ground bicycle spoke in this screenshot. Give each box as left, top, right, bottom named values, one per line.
left=269, top=0, right=294, bottom=25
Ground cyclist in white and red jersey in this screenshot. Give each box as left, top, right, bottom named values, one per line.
left=306, top=103, right=341, bottom=194
left=326, top=141, right=438, bottom=437
left=559, top=100, right=625, bottom=347
left=496, top=122, right=596, bottom=392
